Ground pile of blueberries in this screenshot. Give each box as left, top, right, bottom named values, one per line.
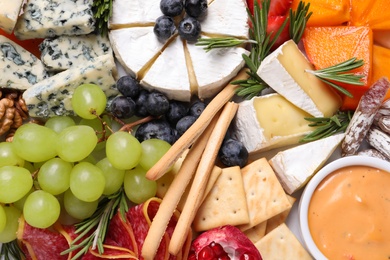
left=154, top=0, right=208, bottom=42
left=110, top=75, right=248, bottom=168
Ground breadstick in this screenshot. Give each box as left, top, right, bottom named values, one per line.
left=146, top=69, right=249, bottom=180
left=141, top=112, right=220, bottom=260
left=169, top=101, right=239, bottom=255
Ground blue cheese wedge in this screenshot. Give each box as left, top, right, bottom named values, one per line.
left=23, top=54, right=118, bottom=118
left=14, top=0, right=95, bottom=40
left=0, top=0, right=24, bottom=34
left=0, top=35, right=48, bottom=90
left=233, top=93, right=313, bottom=154
left=269, top=133, right=344, bottom=194
left=257, top=40, right=341, bottom=117
left=39, top=34, right=112, bottom=72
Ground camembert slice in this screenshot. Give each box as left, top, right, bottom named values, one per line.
left=269, top=133, right=345, bottom=194
left=233, top=93, right=313, bottom=154
left=257, top=40, right=342, bottom=117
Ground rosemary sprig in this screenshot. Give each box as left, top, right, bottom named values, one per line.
left=0, top=240, right=25, bottom=260
left=300, top=110, right=353, bottom=142
left=305, top=57, right=365, bottom=97
left=289, top=1, right=312, bottom=43
left=92, top=0, right=113, bottom=36
left=61, top=189, right=128, bottom=260
left=195, top=37, right=256, bottom=52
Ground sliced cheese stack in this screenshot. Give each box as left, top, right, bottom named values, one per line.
left=0, top=0, right=24, bottom=34
left=108, top=0, right=249, bottom=102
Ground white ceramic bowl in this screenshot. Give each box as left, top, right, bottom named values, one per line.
left=298, top=155, right=390, bottom=259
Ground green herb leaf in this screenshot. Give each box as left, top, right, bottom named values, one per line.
left=92, top=0, right=113, bottom=36
left=0, top=240, right=25, bottom=260
left=289, top=1, right=312, bottom=43
left=195, top=37, right=256, bottom=52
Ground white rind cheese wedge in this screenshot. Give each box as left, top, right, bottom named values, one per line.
left=141, top=36, right=192, bottom=101
left=0, top=35, right=48, bottom=90
left=109, top=27, right=166, bottom=79
left=23, top=54, right=118, bottom=118
left=269, top=133, right=345, bottom=194
left=0, top=0, right=24, bottom=34
left=233, top=93, right=313, bottom=154
left=201, top=0, right=249, bottom=39
left=186, top=40, right=249, bottom=99
left=257, top=40, right=341, bottom=117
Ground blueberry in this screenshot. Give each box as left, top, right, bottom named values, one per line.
left=110, top=96, right=136, bottom=119
left=166, top=101, right=189, bottom=126
left=176, top=115, right=197, bottom=135
left=135, top=119, right=178, bottom=144
left=160, top=0, right=183, bottom=17
left=135, top=89, right=150, bottom=117
left=184, top=0, right=208, bottom=18
left=178, top=16, right=201, bottom=42
left=147, top=91, right=170, bottom=116
left=116, top=75, right=140, bottom=98
left=218, top=138, right=248, bottom=168
left=154, top=15, right=176, bottom=42
left=189, top=100, right=206, bottom=117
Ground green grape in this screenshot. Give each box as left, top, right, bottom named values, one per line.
left=38, top=158, right=72, bottom=195
left=96, top=157, right=125, bottom=195
left=123, top=166, right=157, bottom=204
left=45, top=116, right=76, bottom=133
left=79, top=154, right=97, bottom=164
left=0, top=205, right=21, bottom=243
left=79, top=115, right=112, bottom=152
left=71, top=83, right=107, bottom=119
left=63, top=189, right=98, bottom=220
left=23, top=190, right=61, bottom=229
left=12, top=123, right=58, bottom=162
left=0, top=204, right=6, bottom=233
left=0, top=166, right=33, bottom=203
left=139, top=139, right=171, bottom=170
left=56, top=125, right=98, bottom=162
left=0, top=142, right=24, bottom=167
left=106, top=131, right=142, bottom=170
left=13, top=187, right=34, bottom=211
left=23, top=161, right=35, bottom=172
left=70, top=162, right=105, bottom=202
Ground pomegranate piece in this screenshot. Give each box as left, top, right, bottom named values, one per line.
left=189, top=225, right=262, bottom=260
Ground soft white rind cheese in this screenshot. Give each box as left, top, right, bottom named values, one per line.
left=23, top=54, right=118, bottom=118
left=14, top=0, right=95, bottom=40
left=201, top=0, right=249, bottom=39
left=186, top=41, right=249, bottom=99
left=0, top=35, right=48, bottom=90
left=40, top=34, right=112, bottom=72
left=141, top=36, right=192, bottom=101
left=0, top=0, right=24, bottom=34
left=269, top=133, right=345, bottom=194
left=109, top=27, right=166, bottom=79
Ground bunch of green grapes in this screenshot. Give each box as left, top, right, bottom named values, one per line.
left=0, top=84, right=171, bottom=240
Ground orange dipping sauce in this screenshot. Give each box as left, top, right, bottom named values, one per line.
left=308, top=165, right=390, bottom=259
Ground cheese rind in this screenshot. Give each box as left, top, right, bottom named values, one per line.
left=0, top=0, right=24, bottom=34
left=257, top=40, right=341, bottom=117
left=14, top=0, right=95, bottom=40
left=0, top=35, right=48, bottom=90
left=269, top=133, right=344, bottom=194
left=23, top=54, right=118, bottom=118
left=233, top=93, right=313, bottom=153
left=40, top=34, right=112, bottom=72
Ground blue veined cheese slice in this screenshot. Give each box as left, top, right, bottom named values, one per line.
left=14, top=0, right=95, bottom=40
left=0, top=0, right=24, bottom=34
left=269, top=133, right=345, bottom=194
left=109, top=27, right=166, bottom=79
left=23, top=54, right=118, bottom=118
left=0, top=35, right=48, bottom=90
left=141, top=36, right=192, bottom=102
left=40, top=34, right=112, bottom=72
left=233, top=93, right=313, bottom=154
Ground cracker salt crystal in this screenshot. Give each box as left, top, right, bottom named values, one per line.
left=239, top=158, right=292, bottom=231
left=193, top=166, right=250, bottom=231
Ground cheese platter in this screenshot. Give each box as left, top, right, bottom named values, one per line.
left=1, top=0, right=390, bottom=259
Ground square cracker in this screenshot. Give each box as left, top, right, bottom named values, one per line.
left=244, top=220, right=267, bottom=243
left=239, top=158, right=292, bottom=231
left=265, top=195, right=296, bottom=234
left=255, top=223, right=313, bottom=260
left=193, top=166, right=249, bottom=232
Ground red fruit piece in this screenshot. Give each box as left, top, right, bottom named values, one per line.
left=269, top=0, right=293, bottom=16
left=190, top=225, right=262, bottom=260
left=267, top=15, right=291, bottom=50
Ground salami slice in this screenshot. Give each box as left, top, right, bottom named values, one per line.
left=341, top=77, right=390, bottom=156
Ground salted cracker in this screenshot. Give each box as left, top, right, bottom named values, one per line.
left=244, top=221, right=267, bottom=243
left=265, top=195, right=296, bottom=234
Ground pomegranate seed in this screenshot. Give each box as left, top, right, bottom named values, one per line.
left=188, top=252, right=197, bottom=260
left=209, top=242, right=226, bottom=257
left=219, top=255, right=231, bottom=260
left=239, top=253, right=258, bottom=260
left=198, top=245, right=216, bottom=260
